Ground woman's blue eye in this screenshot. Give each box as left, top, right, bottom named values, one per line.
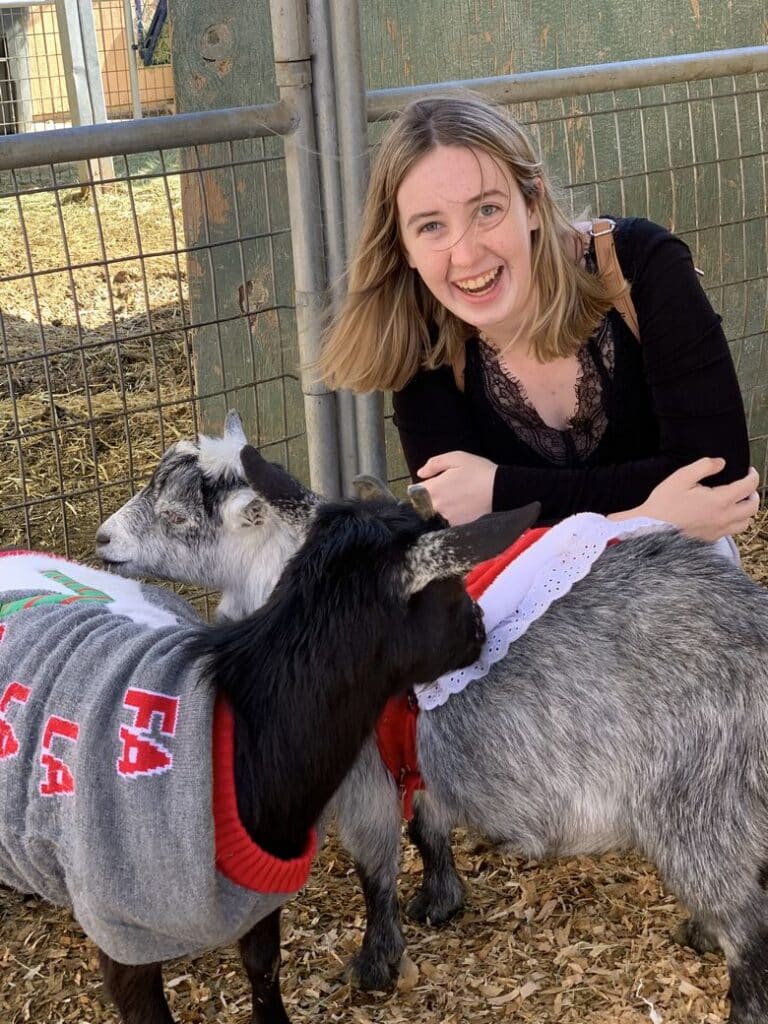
left=418, top=221, right=441, bottom=234
left=479, top=204, right=500, bottom=217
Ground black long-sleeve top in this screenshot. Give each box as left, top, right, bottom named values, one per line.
left=393, top=217, right=749, bottom=523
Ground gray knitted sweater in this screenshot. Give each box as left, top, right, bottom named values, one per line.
left=0, top=551, right=316, bottom=964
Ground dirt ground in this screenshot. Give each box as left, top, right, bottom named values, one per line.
left=1, top=176, right=767, bottom=1024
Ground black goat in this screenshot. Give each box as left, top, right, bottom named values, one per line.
left=0, top=444, right=537, bottom=1024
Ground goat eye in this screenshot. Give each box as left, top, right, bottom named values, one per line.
left=160, top=508, right=188, bottom=527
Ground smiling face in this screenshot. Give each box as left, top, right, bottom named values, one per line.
left=396, top=144, right=541, bottom=347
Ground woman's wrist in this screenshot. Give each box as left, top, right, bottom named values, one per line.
left=607, top=503, right=649, bottom=524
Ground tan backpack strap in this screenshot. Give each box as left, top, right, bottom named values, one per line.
left=591, top=218, right=640, bottom=342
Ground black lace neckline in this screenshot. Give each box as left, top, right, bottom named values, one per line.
left=474, top=288, right=616, bottom=466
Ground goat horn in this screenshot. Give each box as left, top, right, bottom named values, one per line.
left=407, top=483, right=434, bottom=520
left=352, top=475, right=395, bottom=501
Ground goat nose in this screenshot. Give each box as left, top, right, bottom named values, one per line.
left=95, top=529, right=110, bottom=546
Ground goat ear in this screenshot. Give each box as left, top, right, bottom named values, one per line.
left=224, top=488, right=266, bottom=528
left=224, top=409, right=247, bottom=445
left=240, top=445, right=318, bottom=520
left=405, top=502, right=541, bottom=593
left=352, top=474, right=396, bottom=501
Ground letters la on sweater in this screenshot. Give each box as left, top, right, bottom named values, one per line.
left=393, top=217, right=750, bottom=523
left=0, top=551, right=315, bottom=966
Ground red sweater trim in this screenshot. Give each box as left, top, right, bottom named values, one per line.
left=464, top=526, right=551, bottom=600
left=375, top=692, right=424, bottom=820
left=211, top=697, right=317, bottom=894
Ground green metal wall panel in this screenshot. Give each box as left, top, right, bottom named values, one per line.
left=361, top=0, right=765, bottom=86
left=170, top=0, right=307, bottom=482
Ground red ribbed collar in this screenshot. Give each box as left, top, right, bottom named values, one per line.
left=212, top=698, right=317, bottom=893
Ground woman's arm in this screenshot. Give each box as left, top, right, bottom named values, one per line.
left=616, top=217, right=749, bottom=485
left=393, top=366, right=689, bottom=519
left=609, top=457, right=759, bottom=541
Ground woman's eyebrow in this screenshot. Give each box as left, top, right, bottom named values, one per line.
left=405, top=189, right=508, bottom=228
left=405, top=209, right=441, bottom=228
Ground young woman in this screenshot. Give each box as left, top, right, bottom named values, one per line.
left=320, top=94, right=758, bottom=540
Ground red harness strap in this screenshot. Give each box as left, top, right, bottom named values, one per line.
left=374, top=690, right=423, bottom=820
left=375, top=526, right=551, bottom=819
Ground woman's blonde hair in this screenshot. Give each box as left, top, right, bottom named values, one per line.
left=320, top=94, right=620, bottom=393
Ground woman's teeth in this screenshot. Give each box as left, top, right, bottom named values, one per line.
left=455, top=267, right=501, bottom=294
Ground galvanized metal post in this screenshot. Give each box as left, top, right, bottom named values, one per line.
left=54, top=0, right=114, bottom=182
left=121, top=0, right=143, bottom=120
left=307, top=0, right=359, bottom=495
left=270, top=0, right=342, bottom=498
left=329, top=0, right=387, bottom=482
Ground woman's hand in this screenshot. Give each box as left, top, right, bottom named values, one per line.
left=612, top=458, right=760, bottom=542
left=416, top=451, right=498, bottom=525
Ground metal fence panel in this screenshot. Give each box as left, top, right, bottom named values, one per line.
left=0, top=0, right=173, bottom=136
left=0, top=137, right=307, bottom=561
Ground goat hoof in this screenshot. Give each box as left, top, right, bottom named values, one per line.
left=345, top=951, right=402, bottom=992
left=671, top=916, right=721, bottom=954
left=406, top=887, right=464, bottom=925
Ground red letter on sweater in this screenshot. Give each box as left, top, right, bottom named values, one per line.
left=123, top=688, right=178, bottom=735
left=116, top=688, right=179, bottom=778
left=116, top=726, right=173, bottom=777
left=0, top=681, right=31, bottom=760
left=39, top=715, right=79, bottom=796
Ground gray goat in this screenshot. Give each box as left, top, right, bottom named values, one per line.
left=97, top=414, right=768, bottom=1024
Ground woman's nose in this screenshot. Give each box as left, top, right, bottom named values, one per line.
left=449, top=224, right=483, bottom=266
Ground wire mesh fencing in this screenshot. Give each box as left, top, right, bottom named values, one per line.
left=0, top=131, right=303, bottom=565
left=97, top=0, right=173, bottom=118
left=1, top=3, right=65, bottom=133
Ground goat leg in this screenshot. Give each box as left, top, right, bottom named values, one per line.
left=335, top=751, right=406, bottom=991
left=406, top=792, right=465, bottom=925
left=349, top=858, right=406, bottom=991
left=98, top=950, right=174, bottom=1024
left=239, top=909, right=290, bottom=1024
left=724, top=924, right=768, bottom=1024
left=671, top=913, right=721, bottom=954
